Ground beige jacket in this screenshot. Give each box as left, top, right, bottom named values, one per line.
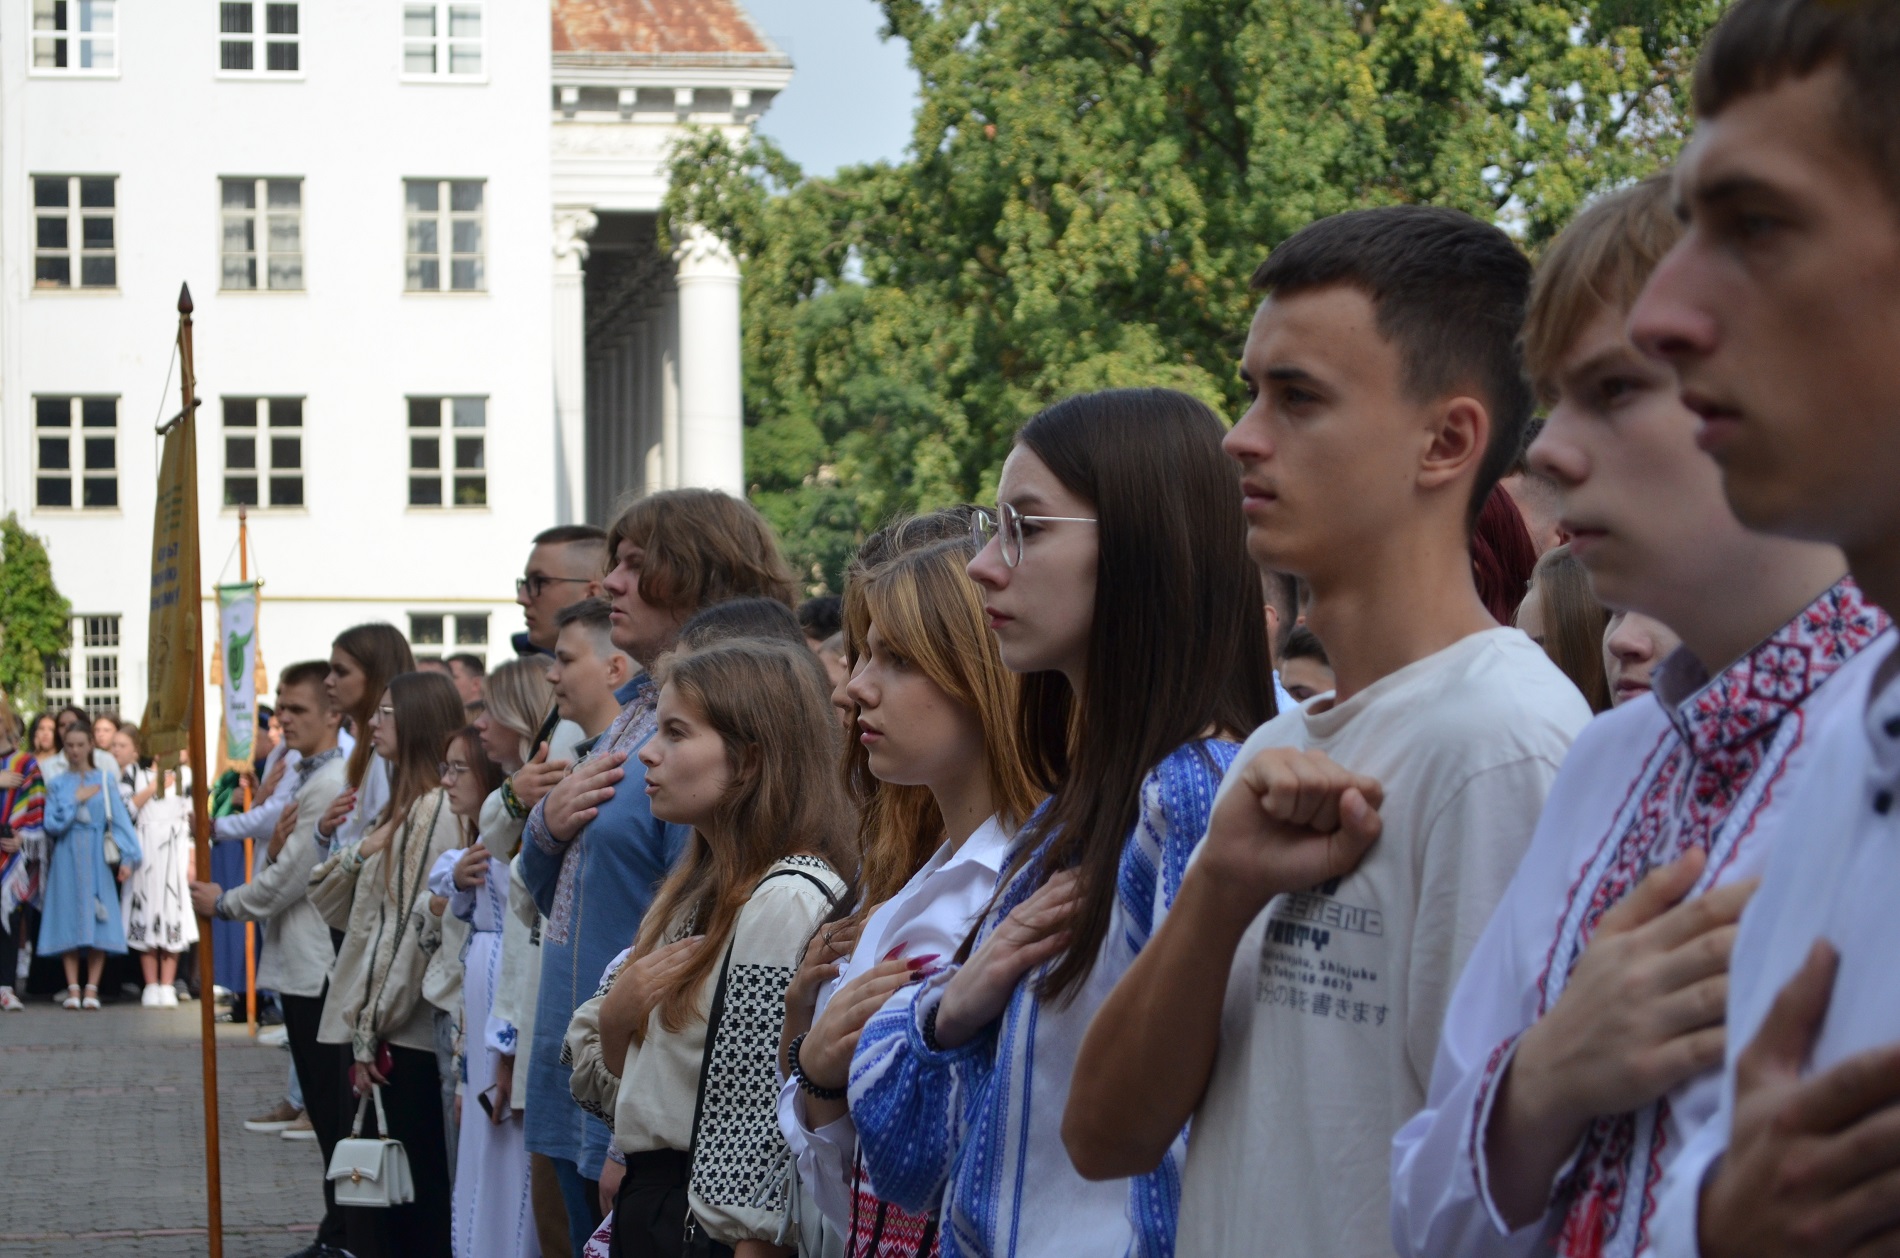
left=218, top=752, right=348, bottom=998
left=313, top=788, right=459, bottom=1062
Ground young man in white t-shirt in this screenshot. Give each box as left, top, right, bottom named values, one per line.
left=1065, top=205, right=1593, bottom=1258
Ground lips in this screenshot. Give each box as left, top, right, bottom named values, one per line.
left=984, top=606, right=1014, bottom=630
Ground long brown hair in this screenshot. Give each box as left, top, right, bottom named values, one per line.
left=631, top=640, right=856, bottom=1033
left=838, top=509, right=980, bottom=918
left=853, top=539, right=1041, bottom=913
left=445, top=726, right=506, bottom=843
left=378, top=671, right=465, bottom=829
left=333, top=623, right=415, bottom=788
left=1010, top=389, right=1276, bottom=1004
left=1525, top=545, right=1612, bottom=713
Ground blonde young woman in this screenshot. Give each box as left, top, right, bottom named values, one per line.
left=431, top=658, right=557, bottom=1258
left=312, top=670, right=465, bottom=1257
left=778, top=536, right=1042, bottom=1258
left=565, top=640, right=854, bottom=1258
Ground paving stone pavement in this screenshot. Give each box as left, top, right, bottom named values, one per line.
left=0, top=994, right=322, bottom=1258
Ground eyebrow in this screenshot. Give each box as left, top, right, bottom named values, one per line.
left=1687, top=172, right=1787, bottom=213
left=1264, top=364, right=1324, bottom=386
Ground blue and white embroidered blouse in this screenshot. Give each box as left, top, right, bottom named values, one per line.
left=849, top=739, right=1239, bottom=1258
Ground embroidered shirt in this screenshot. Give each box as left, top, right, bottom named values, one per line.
left=850, top=741, right=1237, bottom=1258
left=1390, top=579, right=1889, bottom=1258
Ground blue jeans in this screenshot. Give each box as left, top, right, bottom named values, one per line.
left=551, top=1155, right=601, bottom=1256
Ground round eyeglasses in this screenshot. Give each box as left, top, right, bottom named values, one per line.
left=969, top=503, right=1098, bottom=568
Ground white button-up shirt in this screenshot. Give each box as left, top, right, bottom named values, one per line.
left=1650, top=639, right=1900, bottom=1256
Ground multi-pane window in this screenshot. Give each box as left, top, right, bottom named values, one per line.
left=407, top=396, right=486, bottom=507
left=34, top=176, right=116, bottom=289
left=35, top=396, right=118, bottom=509
left=221, top=178, right=304, bottom=290
left=403, top=2, right=482, bottom=76
left=44, top=615, right=121, bottom=715
left=404, top=180, right=484, bottom=291
left=409, top=612, right=488, bottom=656
left=220, top=1, right=299, bottom=73
left=223, top=397, right=304, bottom=508
left=33, top=0, right=116, bottom=71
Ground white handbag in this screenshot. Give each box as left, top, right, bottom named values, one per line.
left=326, top=1085, right=414, bottom=1208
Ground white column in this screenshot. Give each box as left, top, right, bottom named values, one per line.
left=551, top=206, right=597, bottom=523
left=672, top=225, right=744, bottom=496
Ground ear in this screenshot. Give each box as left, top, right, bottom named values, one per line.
left=1418, top=394, right=1491, bottom=500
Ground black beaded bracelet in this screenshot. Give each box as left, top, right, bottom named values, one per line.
left=921, top=1000, right=944, bottom=1053
left=788, top=1032, right=846, bottom=1101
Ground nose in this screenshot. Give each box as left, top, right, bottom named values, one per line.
left=516, top=582, right=533, bottom=608
left=637, top=743, right=659, bottom=768
left=1627, top=242, right=1719, bottom=368
left=967, top=537, right=1009, bottom=590
left=1526, top=410, right=1587, bottom=489
left=1222, top=398, right=1272, bottom=465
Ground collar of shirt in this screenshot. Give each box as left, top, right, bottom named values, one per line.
left=1652, top=577, right=1889, bottom=759
left=1861, top=638, right=1900, bottom=787
left=295, top=745, right=344, bottom=783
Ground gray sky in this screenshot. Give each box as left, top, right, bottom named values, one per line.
left=742, top=0, right=920, bottom=178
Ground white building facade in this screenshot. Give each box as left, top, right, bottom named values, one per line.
left=0, top=0, right=782, bottom=721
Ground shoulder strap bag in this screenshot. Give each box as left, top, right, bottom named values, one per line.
left=326, top=1084, right=415, bottom=1208
left=681, top=866, right=838, bottom=1258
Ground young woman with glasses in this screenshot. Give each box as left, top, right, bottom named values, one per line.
left=311, top=669, right=466, bottom=1256
left=850, top=388, right=1277, bottom=1257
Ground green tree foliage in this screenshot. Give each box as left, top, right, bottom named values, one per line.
left=0, top=513, right=72, bottom=712
left=665, top=0, right=1723, bottom=590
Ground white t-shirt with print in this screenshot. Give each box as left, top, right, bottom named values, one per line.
left=1176, top=628, right=1592, bottom=1258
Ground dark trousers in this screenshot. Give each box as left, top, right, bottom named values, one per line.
left=336, top=1043, right=452, bottom=1258
left=608, top=1150, right=733, bottom=1258
left=282, top=992, right=348, bottom=1249
left=0, top=906, right=18, bottom=990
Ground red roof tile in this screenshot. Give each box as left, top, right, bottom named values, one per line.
left=552, top=0, right=775, bottom=56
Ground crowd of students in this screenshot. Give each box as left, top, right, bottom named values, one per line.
left=5, top=4, right=1898, bottom=1257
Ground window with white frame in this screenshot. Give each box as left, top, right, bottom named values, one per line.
left=32, top=0, right=116, bottom=71
left=34, top=175, right=116, bottom=289
left=221, top=178, right=303, bottom=290
left=43, top=615, right=122, bottom=716
left=35, top=395, right=118, bottom=509
left=223, top=397, right=304, bottom=508
left=403, top=179, right=484, bottom=291
left=408, top=612, right=488, bottom=660
left=403, top=2, right=482, bottom=76
left=220, top=1, right=299, bottom=73
left=407, top=396, right=485, bottom=507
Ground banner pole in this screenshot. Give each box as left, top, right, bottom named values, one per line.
left=180, top=283, right=226, bottom=1258
left=239, top=505, right=256, bottom=1035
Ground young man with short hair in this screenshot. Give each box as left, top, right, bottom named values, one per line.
left=1064, top=205, right=1593, bottom=1258
left=190, top=661, right=353, bottom=1258
left=515, top=524, right=610, bottom=657
left=445, top=652, right=486, bottom=707
left=518, top=490, right=796, bottom=1253
left=1388, top=174, right=1885, bottom=1258
left=546, top=599, right=634, bottom=745
left=1621, top=4, right=1900, bottom=1254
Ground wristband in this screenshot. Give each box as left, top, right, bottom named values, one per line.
left=788, top=1032, right=846, bottom=1100
left=500, top=776, right=529, bottom=820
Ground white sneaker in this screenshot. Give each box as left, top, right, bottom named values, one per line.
left=159, top=985, right=179, bottom=1008
left=141, top=984, right=161, bottom=1007
left=0, top=988, right=23, bottom=1012
left=257, top=1025, right=290, bottom=1048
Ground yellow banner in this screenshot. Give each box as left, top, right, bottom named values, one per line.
left=141, top=363, right=200, bottom=762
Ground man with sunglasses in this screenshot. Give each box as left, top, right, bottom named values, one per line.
left=513, top=524, right=608, bottom=658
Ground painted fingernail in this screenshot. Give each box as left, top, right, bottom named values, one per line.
left=882, top=944, right=906, bottom=962
left=907, top=954, right=940, bottom=969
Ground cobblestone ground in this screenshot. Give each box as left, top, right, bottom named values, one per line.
left=0, top=994, right=322, bottom=1258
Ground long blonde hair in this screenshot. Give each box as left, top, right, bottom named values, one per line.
left=854, top=539, right=1041, bottom=912
left=632, top=640, right=856, bottom=1032
left=481, top=658, right=556, bottom=762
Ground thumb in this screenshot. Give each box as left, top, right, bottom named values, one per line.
left=531, top=743, right=549, bottom=763
left=1738, top=937, right=1837, bottom=1091
left=1340, top=787, right=1382, bottom=846
left=1599, top=848, right=1707, bottom=938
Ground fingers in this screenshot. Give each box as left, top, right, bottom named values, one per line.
left=1651, top=924, right=1741, bottom=998
left=1739, top=938, right=1839, bottom=1097
left=1645, top=874, right=1758, bottom=953
left=1652, top=972, right=1730, bottom=1041
left=1600, top=850, right=1708, bottom=938
left=1795, top=1042, right=1900, bottom=1140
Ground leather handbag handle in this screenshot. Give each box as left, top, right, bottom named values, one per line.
left=350, top=1083, right=391, bottom=1139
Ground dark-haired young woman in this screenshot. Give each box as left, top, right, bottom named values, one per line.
left=312, top=670, right=466, bottom=1256
left=317, top=623, right=417, bottom=854
left=850, top=389, right=1276, bottom=1257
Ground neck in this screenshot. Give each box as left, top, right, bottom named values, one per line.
left=1301, top=519, right=1496, bottom=703
left=1845, top=538, right=1900, bottom=634
left=576, top=696, right=621, bottom=740
left=1657, top=538, right=1845, bottom=677
left=928, top=760, right=996, bottom=856
left=294, top=730, right=341, bottom=759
